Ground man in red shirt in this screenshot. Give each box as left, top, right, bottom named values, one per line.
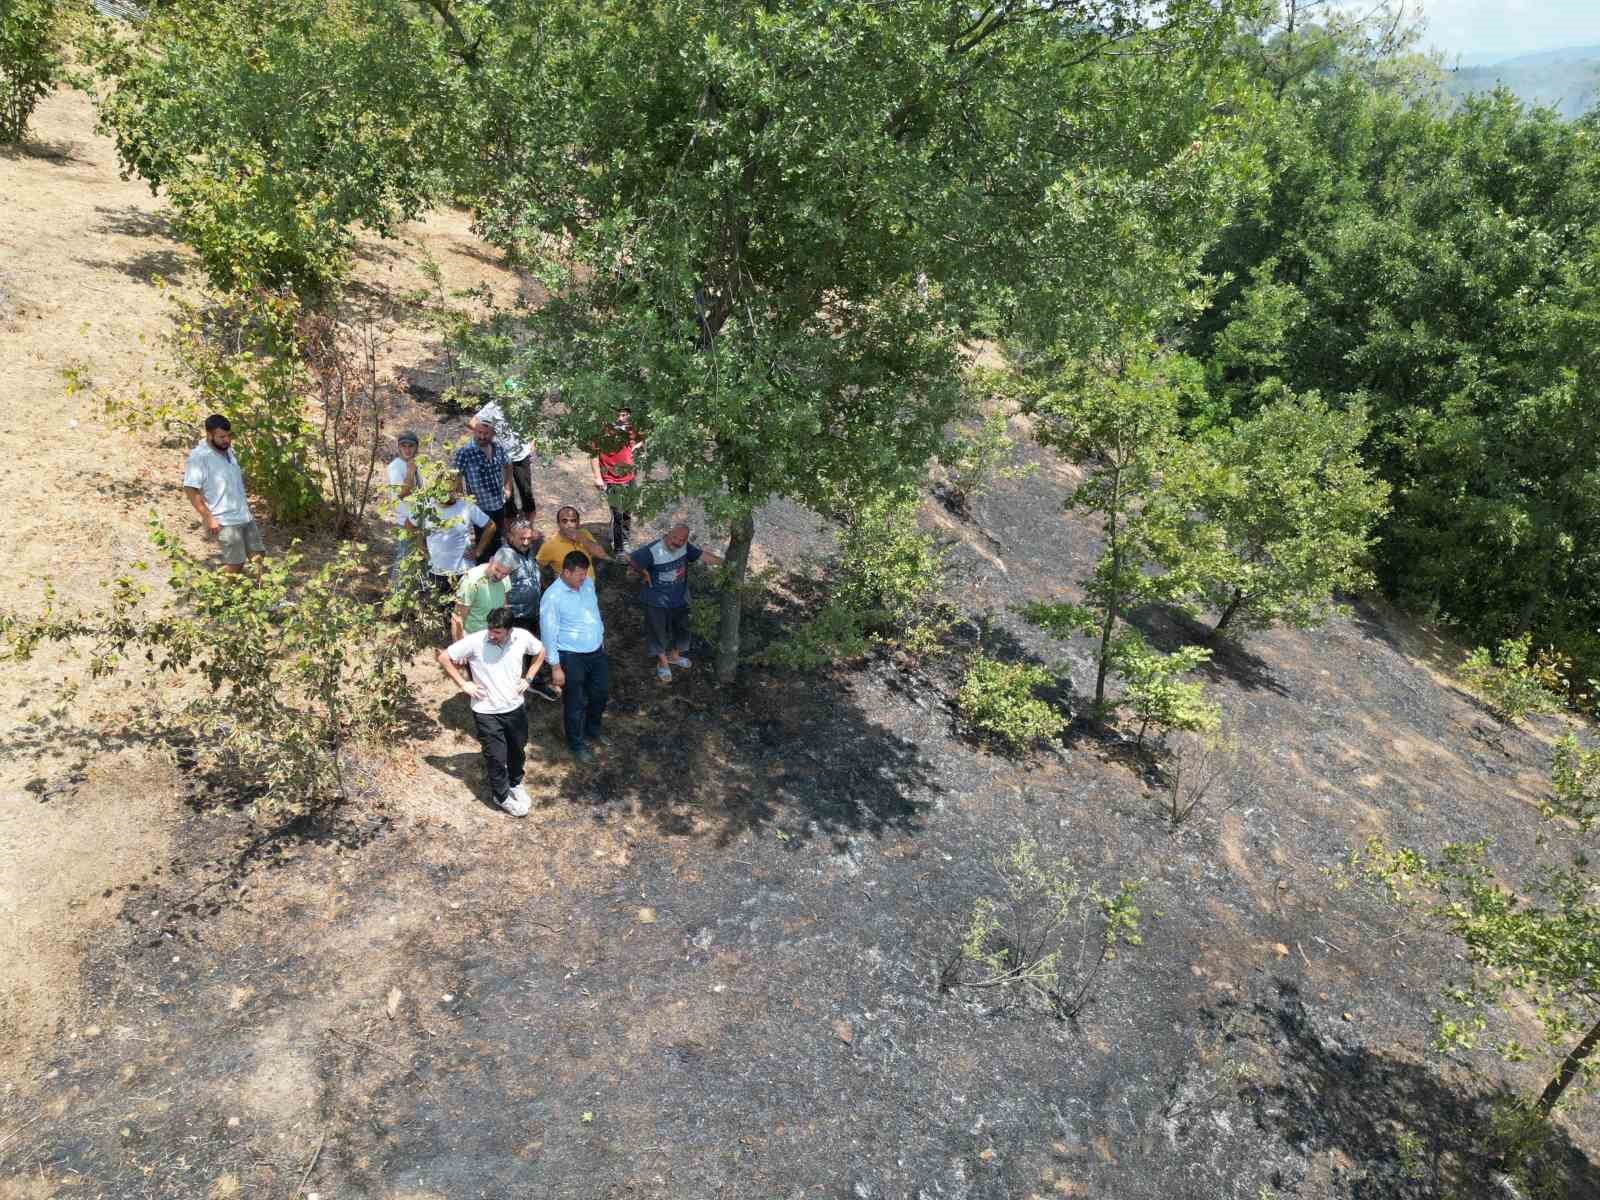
left=590, top=406, right=643, bottom=553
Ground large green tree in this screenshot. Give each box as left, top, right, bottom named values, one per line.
left=82, top=0, right=467, bottom=298
left=449, top=0, right=1264, bottom=681
left=1193, top=72, right=1600, bottom=678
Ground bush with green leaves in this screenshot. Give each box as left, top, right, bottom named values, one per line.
left=0, top=522, right=421, bottom=820
left=1161, top=727, right=1258, bottom=832
left=1347, top=742, right=1600, bottom=1118
left=1459, top=633, right=1564, bottom=726
left=956, top=656, right=1064, bottom=752
left=1109, top=633, right=1219, bottom=749
left=940, top=837, right=1143, bottom=1019
left=0, top=0, right=60, bottom=144
left=936, top=400, right=1034, bottom=515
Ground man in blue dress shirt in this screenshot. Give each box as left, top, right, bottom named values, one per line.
left=538, top=550, right=610, bottom=763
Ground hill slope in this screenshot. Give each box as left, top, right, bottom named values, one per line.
left=1, top=87, right=1597, bottom=1199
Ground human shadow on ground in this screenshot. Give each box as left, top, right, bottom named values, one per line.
left=1240, top=980, right=1600, bottom=1199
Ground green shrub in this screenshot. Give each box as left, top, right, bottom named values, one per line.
left=1109, top=632, right=1219, bottom=749
left=756, top=598, right=873, bottom=672
left=941, top=837, right=1142, bottom=1018
left=937, top=404, right=1034, bottom=513
left=1460, top=633, right=1564, bottom=725
left=1, top=522, right=416, bottom=820
left=0, top=0, right=59, bottom=144
left=1546, top=733, right=1600, bottom=834
left=957, top=655, right=1064, bottom=751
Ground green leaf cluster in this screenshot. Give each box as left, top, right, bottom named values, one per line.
left=0, top=0, right=62, bottom=143
left=956, top=655, right=1064, bottom=753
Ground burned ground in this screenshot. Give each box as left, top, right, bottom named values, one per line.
left=2, top=88, right=1598, bottom=1200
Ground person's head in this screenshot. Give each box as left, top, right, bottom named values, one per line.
left=505, top=519, right=536, bottom=552
left=204, top=413, right=232, bottom=452
left=555, top=505, right=582, bottom=535
left=484, top=606, right=512, bottom=645
left=483, top=554, right=511, bottom=581
left=397, top=430, right=419, bottom=458
left=613, top=407, right=632, bottom=431
left=560, top=550, right=590, bottom=589
left=664, top=523, right=690, bottom=551
left=471, top=418, right=495, bottom=449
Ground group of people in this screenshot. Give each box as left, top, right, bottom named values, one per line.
left=181, top=400, right=722, bottom=818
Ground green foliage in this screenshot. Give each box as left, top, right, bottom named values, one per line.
left=0, top=0, right=60, bottom=144
left=1459, top=633, right=1563, bottom=726
left=942, top=837, right=1143, bottom=1019
left=937, top=392, right=1034, bottom=513
left=0, top=522, right=417, bottom=820
left=1026, top=339, right=1208, bottom=707
left=81, top=0, right=459, bottom=298
left=1546, top=734, right=1600, bottom=835
left=1161, top=728, right=1257, bottom=832
left=1193, top=73, right=1600, bottom=682
left=466, top=0, right=1264, bottom=679
left=956, top=656, right=1064, bottom=753
left=1020, top=601, right=1099, bottom=641
left=1108, top=633, right=1219, bottom=749
left=1179, top=385, right=1389, bottom=639
left=760, top=495, right=947, bottom=671
left=1346, top=758, right=1600, bottom=1117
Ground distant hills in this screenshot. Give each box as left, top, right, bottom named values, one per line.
left=1440, top=44, right=1600, bottom=119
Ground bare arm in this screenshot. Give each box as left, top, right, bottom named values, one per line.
left=591, top=455, right=606, bottom=488
left=397, top=462, right=419, bottom=498
left=436, top=649, right=483, bottom=700
left=184, top=486, right=220, bottom=535
left=697, top=550, right=725, bottom=566
left=450, top=603, right=467, bottom=644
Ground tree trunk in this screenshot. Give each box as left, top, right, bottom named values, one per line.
left=1536, top=1014, right=1600, bottom=1117
left=716, top=510, right=756, bottom=685
left=1211, top=588, right=1246, bottom=639
left=1094, top=606, right=1115, bottom=711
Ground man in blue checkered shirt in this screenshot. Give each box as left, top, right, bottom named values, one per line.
left=453, top=421, right=512, bottom=553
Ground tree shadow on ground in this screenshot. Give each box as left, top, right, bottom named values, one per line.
left=1125, top=602, right=1291, bottom=698
left=1240, top=980, right=1600, bottom=1199
left=90, top=204, right=175, bottom=241
left=75, top=248, right=189, bottom=284
left=528, top=572, right=942, bottom=850
left=0, top=137, right=88, bottom=165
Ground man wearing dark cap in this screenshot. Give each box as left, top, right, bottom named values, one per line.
left=182, top=414, right=263, bottom=572
left=386, top=430, right=423, bottom=584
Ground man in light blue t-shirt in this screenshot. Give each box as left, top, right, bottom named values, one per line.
left=627, top=524, right=724, bottom=682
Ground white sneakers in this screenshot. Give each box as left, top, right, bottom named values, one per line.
left=668, top=654, right=691, bottom=669
left=500, top=783, right=531, bottom=817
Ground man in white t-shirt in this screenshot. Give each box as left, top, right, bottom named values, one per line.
left=424, top=477, right=497, bottom=634
left=386, top=430, right=422, bottom=584
left=437, top=607, right=546, bottom=817
left=181, top=413, right=263, bottom=573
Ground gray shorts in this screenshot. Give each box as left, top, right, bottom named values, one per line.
left=217, top=520, right=265, bottom=565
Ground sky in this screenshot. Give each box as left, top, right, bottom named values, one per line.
left=1418, top=0, right=1600, bottom=63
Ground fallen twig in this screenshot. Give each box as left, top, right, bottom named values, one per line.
left=292, top=1128, right=326, bottom=1199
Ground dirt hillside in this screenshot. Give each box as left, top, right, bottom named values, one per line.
left=2, top=87, right=1596, bottom=1200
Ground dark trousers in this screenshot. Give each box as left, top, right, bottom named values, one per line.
left=604, top=484, right=632, bottom=551
left=558, top=648, right=609, bottom=749
left=644, top=604, right=691, bottom=657
left=472, top=705, right=528, bottom=803
left=482, top=509, right=509, bottom=556
left=510, top=612, right=549, bottom=679
left=509, top=457, right=536, bottom=519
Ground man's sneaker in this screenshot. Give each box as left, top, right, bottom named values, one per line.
left=499, top=787, right=531, bottom=817
left=656, top=664, right=673, bottom=682
left=667, top=654, right=692, bottom=669
left=528, top=681, right=559, bottom=703
left=571, top=744, right=596, bottom=765
left=586, top=730, right=606, bottom=748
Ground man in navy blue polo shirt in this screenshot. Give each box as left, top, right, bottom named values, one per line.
left=628, top=523, right=723, bottom=682
left=453, top=420, right=511, bottom=553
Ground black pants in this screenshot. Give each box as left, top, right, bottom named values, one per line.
left=604, top=484, right=632, bottom=551
left=510, top=612, right=549, bottom=680
left=644, top=605, right=691, bottom=657
left=472, top=705, right=528, bottom=803
left=558, top=647, right=609, bottom=749
left=509, top=457, right=536, bottom=519
left=482, top=508, right=509, bottom=556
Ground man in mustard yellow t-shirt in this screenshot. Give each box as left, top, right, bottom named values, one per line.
left=536, top=506, right=610, bottom=582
